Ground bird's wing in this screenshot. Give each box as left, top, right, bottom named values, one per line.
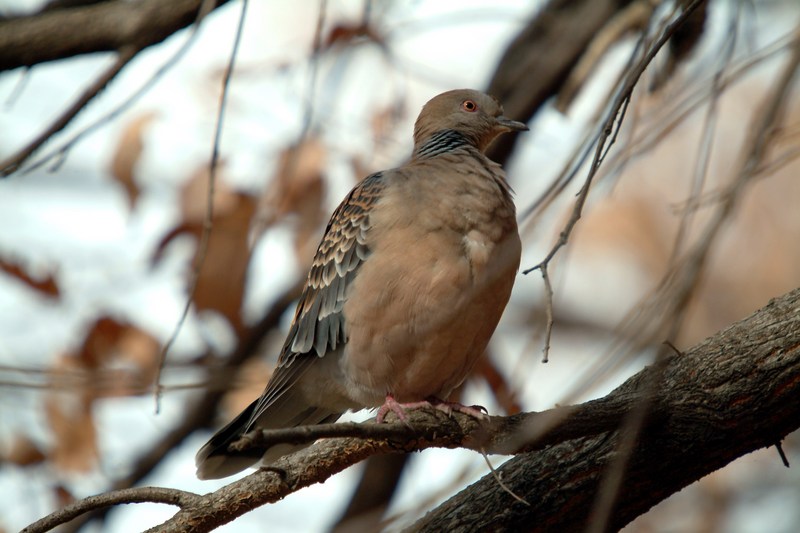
left=245, top=171, right=386, bottom=428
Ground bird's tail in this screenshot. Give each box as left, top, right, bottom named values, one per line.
left=195, top=391, right=342, bottom=480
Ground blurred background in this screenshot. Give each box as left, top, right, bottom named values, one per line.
left=1, top=0, right=799, bottom=531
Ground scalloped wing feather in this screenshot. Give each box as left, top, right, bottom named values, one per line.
left=244, top=172, right=385, bottom=429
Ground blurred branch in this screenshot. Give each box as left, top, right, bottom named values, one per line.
left=58, top=282, right=303, bottom=533
left=25, top=286, right=800, bottom=531
left=0, top=0, right=227, bottom=176
left=523, top=0, right=706, bottom=276
left=659, top=24, right=800, bottom=340
left=0, top=0, right=231, bottom=72
left=509, top=0, right=706, bottom=370
left=0, top=47, right=136, bottom=176
left=555, top=0, right=655, bottom=112
left=154, top=0, right=249, bottom=410
left=486, top=0, right=635, bottom=165
left=331, top=454, right=409, bottom=532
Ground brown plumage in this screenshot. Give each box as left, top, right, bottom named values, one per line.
left=196, top=89, right=527, bottom=479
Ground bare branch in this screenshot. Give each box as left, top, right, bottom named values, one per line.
left=0, top=46, right=136, bottom=176
left=0, top=0, right=226, bottom=176
left=408, top=286, right=800, bottom=532
left=56, top=282, right=302, bottom=533
left=523, top=0, right=707, bottom=276
left=25, top=284, right=800, bottom=532
left=154, top=0, right=249, bottom=411
left=21, top=487, right=201, bottom=533
left=0, top=0, right=231, bottom=71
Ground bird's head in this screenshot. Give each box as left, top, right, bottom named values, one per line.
left=413, top=89, right=528, bottom=153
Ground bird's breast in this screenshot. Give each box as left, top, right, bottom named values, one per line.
left=338, top=163, right=521, bottom=406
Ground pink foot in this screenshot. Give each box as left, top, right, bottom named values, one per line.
left=376, top=394, right=432, bottom=423
left=376, top=394, right=489, bottom=423
left=430, top=399, right=489, bottom=420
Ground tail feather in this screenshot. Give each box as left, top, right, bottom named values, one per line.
left=196, top=392, right=342, bottom=480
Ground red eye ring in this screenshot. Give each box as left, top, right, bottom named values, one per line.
left=462, top=100, right=478, bottom=112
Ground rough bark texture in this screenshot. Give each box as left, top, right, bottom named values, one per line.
left=25, top=287, right=792, bottom=533
left=408, top=288, right=800, bottom=532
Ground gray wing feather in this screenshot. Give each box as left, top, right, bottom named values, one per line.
left=245, top=172, right=385, bottom=429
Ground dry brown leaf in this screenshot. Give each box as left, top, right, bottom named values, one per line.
left=323, top=21, right=383, bottom=50
left=180, top=161, right=241, bottom=222
left=221, top=358, right=273, bottom=418
left=154, top=165, right=257, bottom=335
left=4, top=434, right=46, bottom=467
left=112, top=326, right=161, bottom=395
left=41, top=317, right=163, bottom=472
left=77, top=317, right=127, bottom=368
left=252, top=138, right=328, bottom=267
left=0, top=258, right=59, bottom=298
left=110, top=111, right=157, bottom=209
left=53, top=484, right=76, bottom=510
left=44, top=371, right=98, bottom=473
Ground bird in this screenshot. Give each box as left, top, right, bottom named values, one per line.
left=196, top=89, right=527, bottom=480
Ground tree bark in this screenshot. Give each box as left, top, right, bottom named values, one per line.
left=27, top=286, right=792, bottom=533
left=407, top=288, right=800, bottom=532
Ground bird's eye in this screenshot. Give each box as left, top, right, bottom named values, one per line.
left=462, top=100, right=478, bottom=112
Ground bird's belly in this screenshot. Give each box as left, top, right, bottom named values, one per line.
left=340, top=229, right=520, bottom=406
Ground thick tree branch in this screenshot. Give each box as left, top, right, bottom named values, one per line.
left=409, top=287, right=800, bottom=532
left=0, top=0, right=231, bottom=72
left=27, top=286, right=800, bottom=532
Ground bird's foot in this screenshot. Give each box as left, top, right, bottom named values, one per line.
left=427, top=398, right=489, bottom=420
left=376, top=394, right=432, bottom=423
left=376, top=394, right=489, bottom=423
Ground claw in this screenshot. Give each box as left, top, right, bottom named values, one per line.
left=376, top=394, right=489, bottom=423
left=376, top=394, right=408, bottom=423
left=431, top=400, right=489, bottom=420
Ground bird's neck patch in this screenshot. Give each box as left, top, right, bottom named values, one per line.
left=414, top=129, right=471, bottom=159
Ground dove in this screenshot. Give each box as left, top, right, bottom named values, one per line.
left=196, top=89, right=527, bottom=479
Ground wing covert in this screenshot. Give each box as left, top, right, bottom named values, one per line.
left=245, top=172, right=386, bottom=428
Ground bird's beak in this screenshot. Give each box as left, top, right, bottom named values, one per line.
left=495, top=116, right=529, bottom=132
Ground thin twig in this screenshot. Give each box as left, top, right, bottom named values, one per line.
left=662, top=24, right=800, bottom=344
left=585, top=352, right=669, bottom=533
left=21, top=487, right=201, bottom=533
left=1, top=0, right=220, bottom=177
left=0, top=46, right=137, bottom=176
left=586, top=20, right=800, bottom=533
left=154, top=0, right=250, bottom=411
left=538, top=263, right=554, bottom=363
left=480, top=449, right=530, bottom=506
left=775, top=441, right=790, bottom=468
left=595, top=28, right=797, bottom=194
left=3, top=66, right=31, bottom=108
left=666, top=4, right=737, bottom=267
left=58, top=282, right=302, bottom=533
